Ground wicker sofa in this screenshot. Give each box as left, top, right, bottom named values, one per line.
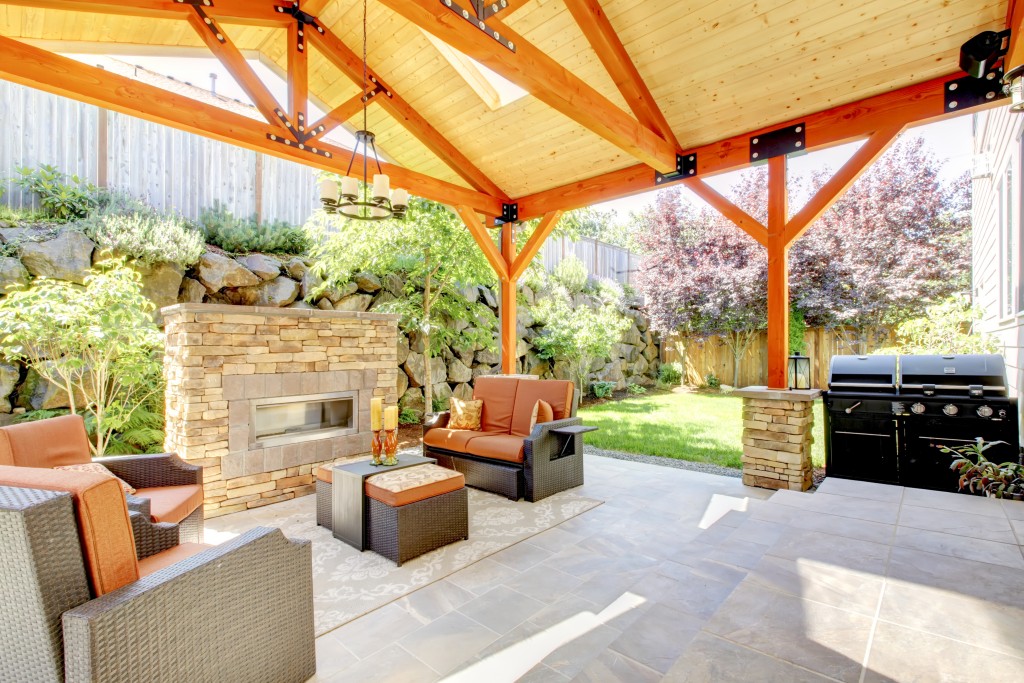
left=0, top=466, right=314, bottom=683
left=0, top=414, right=204, bottom=550
left=423, top=375, right=584, bottom=502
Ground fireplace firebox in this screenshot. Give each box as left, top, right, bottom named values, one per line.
left=250, top=391, right=358, bottom=448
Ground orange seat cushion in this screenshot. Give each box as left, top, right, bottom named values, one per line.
left=465, top=434, right=526, bottom=463
left=510, top=380, right=574, bottom=437
left=423, top=427, right=503, bottom=452
left=134, top=484, right=204, bottom=524
left=138, top=542, right=213, bottom=577
left=0, top=465, right=139, bottom=596
left=0, top=414, right=92, bottom=468
left=472, top=376, right=520, bottom=434
left=365, top=464, right=465, bottom=507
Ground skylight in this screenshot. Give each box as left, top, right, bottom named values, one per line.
left=422, top=32, right=527, bottom=110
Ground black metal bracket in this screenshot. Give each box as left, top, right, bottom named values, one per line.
left=274, top=2, right=327, bottom=37
left=494, top=203, right=518, bottom=226
left=750, top=123, right=805, bottom=164
left=191, top=6, right=226, bottom=43
left=944, top=67, right=1007, bottom=113
left=441, top=0, right=516, bottom=52
left=654, top=153, right=697, bottom=186
left=471, top=0, right=512, bottom=20
left=266, top=132, right=333, bottom=159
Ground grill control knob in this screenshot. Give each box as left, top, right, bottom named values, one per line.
left=942, top=404, right=959, bottom=416
left=911, top=403, right=926, bottom=414
left=977, top=405, right=994, bottom=418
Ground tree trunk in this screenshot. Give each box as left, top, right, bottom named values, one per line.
left=422, top=248, right=433, bottom=419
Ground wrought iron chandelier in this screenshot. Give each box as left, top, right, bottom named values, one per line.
left=319, top=0, right=408, bottom=220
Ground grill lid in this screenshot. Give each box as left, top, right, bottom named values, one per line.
left=828, top=355, right=898, bottom=394
left=898, top=354, right=1008, bottom=397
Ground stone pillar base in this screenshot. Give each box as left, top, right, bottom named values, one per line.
left=734, top=387, right=821, bottom=491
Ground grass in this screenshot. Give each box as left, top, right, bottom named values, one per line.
left=579, top=388, right=825, bottom=469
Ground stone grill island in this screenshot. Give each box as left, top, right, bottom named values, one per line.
left=161, top=304, right=399, bottom=517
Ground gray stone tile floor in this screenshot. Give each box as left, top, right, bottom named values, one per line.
left=300, top=455, right=1024, bottom=682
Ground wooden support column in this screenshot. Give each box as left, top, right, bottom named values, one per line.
left=287, top=19, right=308, bottom=135
left=766, top=156, right=789, bottom=389
left=500, top=224, right=517, bottom=375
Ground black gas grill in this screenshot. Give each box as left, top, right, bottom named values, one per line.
left=824, top=354, right=1019, bottom=492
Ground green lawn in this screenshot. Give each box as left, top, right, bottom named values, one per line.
left=579, top=389, right=825, bottom=469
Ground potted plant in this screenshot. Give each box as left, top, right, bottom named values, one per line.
left=940, top=438, right=1024, bottom=501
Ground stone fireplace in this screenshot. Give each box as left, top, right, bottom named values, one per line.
left=161, top=303, right=399, bottom=517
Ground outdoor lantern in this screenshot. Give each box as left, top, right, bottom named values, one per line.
left=788, top=354, right=811, bottom=390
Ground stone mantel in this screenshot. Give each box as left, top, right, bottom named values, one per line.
left=733, top=386, right=822, bottom=401
left=161, top=303, right=401, bottom=324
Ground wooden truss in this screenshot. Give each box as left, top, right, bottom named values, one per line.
left=0, top=0, right=1018, bottom=382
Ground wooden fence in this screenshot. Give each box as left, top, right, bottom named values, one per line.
left=0, top=80, right=318, bottom=225
left=662, top=327, right=897, bottom=390
left=540, top=235, right=640, bottom=285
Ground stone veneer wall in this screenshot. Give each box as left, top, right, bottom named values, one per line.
left=162, top=304, right=399, bottom=518
left=736, top=387, right=820, bottom=491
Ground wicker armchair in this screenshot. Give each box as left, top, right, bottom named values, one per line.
left=0, top=478, right=314, bottom=683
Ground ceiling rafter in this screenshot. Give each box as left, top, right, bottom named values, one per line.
left=376, top=0, right=679, bottom=173
left=287, top=18, right=308, bottom=133
left=0, top=34, right=502, bottom=215
left=563, top=0, right=679, bottom=149
left=306, top=89, right=375, bottom=141
left=0, top=0, right=290, bottom=25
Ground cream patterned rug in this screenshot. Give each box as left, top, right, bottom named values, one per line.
left=206, top=484, right=602, bottom=636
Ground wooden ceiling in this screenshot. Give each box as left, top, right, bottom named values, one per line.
left=0, top=0, right=1013, bottom=212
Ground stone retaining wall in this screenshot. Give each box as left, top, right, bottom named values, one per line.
left=162, top=304, right=399, bottom=517
left=736, top=387, right=820, bottom=491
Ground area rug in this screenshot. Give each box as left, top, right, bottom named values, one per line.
left=205, top=484, right=602, bottom=636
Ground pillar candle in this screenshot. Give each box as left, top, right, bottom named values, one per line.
left=384, top=405, right=398, bottom=430
left=340, top=175, right=358, bottom=199
left=373, top=173, right=390, bottom=200
left=370, top=397, right=383, bottom=431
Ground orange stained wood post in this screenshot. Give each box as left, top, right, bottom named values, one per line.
left=766, top=156, right=789, bottom=389
left=500, top=224, right=517, bottom=375
left=288, top=19, right=308, bottom=134
left=1007, top=0, right=1024, bottom=79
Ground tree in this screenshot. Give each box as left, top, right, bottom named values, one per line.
left=559, top=206, right=633, bottom=248
left=882, top=295, right=996, bottom=355
left=0, top=259, right=164, bottom=456
left=307, top=196, right=497, bottom=415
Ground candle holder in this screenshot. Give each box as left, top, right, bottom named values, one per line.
left=371, top=429, right=383, bottom=466
left=382, top=428, right=398, bottom=466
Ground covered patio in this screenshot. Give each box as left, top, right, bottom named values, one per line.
left=1, top=0, right=1022, bottom=681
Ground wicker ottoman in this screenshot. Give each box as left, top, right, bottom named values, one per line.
left=364, top=464, right=468, bottom=566
left=315, top=465, right=334, bottom=530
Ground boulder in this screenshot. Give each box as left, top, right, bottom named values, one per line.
left=0, top=363, right=19, bottom=413
left=428, top=357, right=447, bottom=385
left=451, top=342, right=475, bottom=367
left=300, top=270, right=323, bottom=300
left=0, top=256, right=29, bottom=293
left=251, top=276, right=300, bottom=307
left=628, top=374, right=655, bottom=388
left=396, top=335, right=411, bottom=365
left=452, top=382, right=473, bottom=401
left=369, top=291, right=396, bottom=311
left=399, top=387, right=425, bottom=419
left=196, top=251, right=259, bottom=291
left=602, top=362, right=625, bottom=383
left=447, top=358, right=473, bottom=384
left=408, top=331, right=427, bottom=354
left=333, top=293, right=373, bottom=312
left=476, top=348, right=500, bottom=365
left=19, top=230, right=95, bottom=284
left=524, top=353, right=550, bottom=377
left=383, top=273, right=404, bottom=296
left=472, top=365, right=497, bottom=380
left=179, top=277, right=206, bottom=304
left=431, top=382, right=453, bottom=407
left=220, top=287, right=258, bottom=306
left=282, top=257, right=308, bottom=280
left=458, top=284, right=479, bottom=303
left=521, top=285, right=535, bottom=305
left=516, top=338, right=530, bottom=358
left=235, top=253, right=281, bottom=281
left=21, top=365, right=85, bottom=411
left=632, top=355, right=650, bottom=377
left=287, top=300, right=316, bottom=310
left=396, top=370, right=409, bottom=399
left=517, top=307, right=534, bottom=328
left=136, top=261, right=184, bottom=313
left=616, top=343, right=640, bottom=363
left=643, top=343, right=659, bottom=362
left=404, top=352, right=426, bottom=387
left=317, top=298, right=334, bottom=310
left=353, top=272, right=382, bottom=293
left=479, top=286, right=497, bottom=308
left=623, top=324, right=643, bottom=346
left=553, top=360, right=573, bottom=381
left=327, top=282, right=358, bottom=303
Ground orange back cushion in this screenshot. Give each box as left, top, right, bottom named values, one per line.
left=472, top=376, right=520, bottom=433
left=0, top=465, right=139, bottom=596
left=0, top=414, right=92, bottom=468
left=510, top=380, right=574, bottom=437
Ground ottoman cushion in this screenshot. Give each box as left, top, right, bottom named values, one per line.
left=366, top=464, right=465, bottom=507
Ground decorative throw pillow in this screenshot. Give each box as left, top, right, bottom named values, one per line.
left=53, top=463, right=136, bottom=495
left=448, top=398, right=483, bottom=430
left=530, top=399, right=554, bottom=432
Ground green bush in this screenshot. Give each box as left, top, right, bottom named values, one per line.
left=79, top=199, right=205, bottom=267
left=12, top=164, right=97, bottom=221
left=704, top=372, right=721, bottom=389
left=591, top=381, right=616, bottom=399
left=627, top=382, right=647, bottom=395
left=658, top=362, right=682, bottom=386
left=200, top=202, right=310, bottom=254
left=399, top=408, right=420, bottom=425
left=431, top=397, right=448, bottom=412
left=789, top=306, right=807, bottom=355
left=552, top=255, right=588, bottom=295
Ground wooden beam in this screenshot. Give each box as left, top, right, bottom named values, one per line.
left=500, top=224, right=517, bottom=375
left=300, top=0, right=333, bottom=16
left=510, top=211, right=563, bottom=281
left=1006, top=0, right=1024, bottom=78
left=685, top=180, right=767, bottom=247
left=0, top=0, right=290, bottom=25
left=563, top=0, right=678, bottom=149
left=186, top=8, right=286, bottom=127
left=0, top=35, right=502, bottom=215
left=288, top=18, right=309, bottom=135
left=514, top=74, right=998, bottom=220
left=783, top=125, right=903, bottom=245
left=306, top=91, right=370, bottom=141
left=309, top=27, right=508, bottom=199
left=766, top=156, right=789, bottom=390
left=376, top=0, right=679, bottom=173
left=455, top=206, right=508, bottom=279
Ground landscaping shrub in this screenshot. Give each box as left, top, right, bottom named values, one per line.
left=704, top=372, right=721, bottom=389
left=399, top=408, right=420, bottom=425
left=79, top=198, right=205, bottom=266
left=591, top=381, right=615, bottom=398
left=658, top=362, right=682, bottom=386
left=200, top=202, right=311, bottom=254
left=627, top=382, right=647, bottom=395
left=12, top=164, right=97, bottom=221
left=552, top=255, right=588, bottom=295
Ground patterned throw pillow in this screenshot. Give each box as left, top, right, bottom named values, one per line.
left=530, top=399, right=554, bottom=432
left=53, top=463, right=136, bottom=495
left=448, top=398, right=483, bottom=430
